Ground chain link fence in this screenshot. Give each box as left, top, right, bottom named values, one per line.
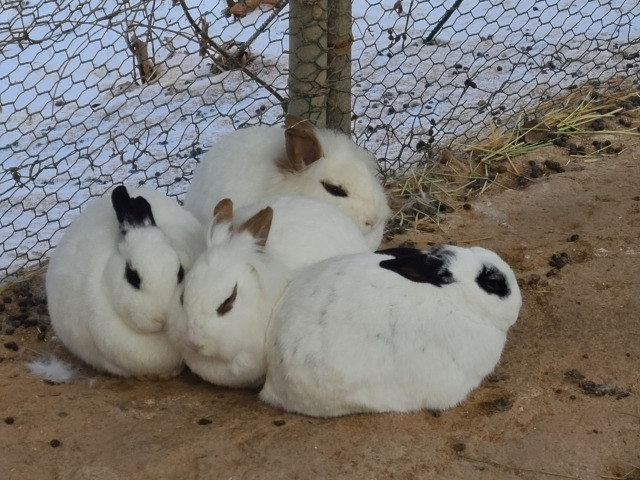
left=1, top=0, right=639, bottom=283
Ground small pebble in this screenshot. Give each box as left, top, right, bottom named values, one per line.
left=50, top=439, right=61, bottom=448
left=273, top=419, right=286, bottom=426
left=197, top=418, right=213, bottom=425
left=5, top=417, right=15, bottom=425
left=4, top=342, right=19, bottom=352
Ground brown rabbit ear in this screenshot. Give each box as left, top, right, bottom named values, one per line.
left=238, top=206, right=273, bottom=248
left=213, top=198, right=234, bottom=225
left=283, top=114, right=323, bottom=172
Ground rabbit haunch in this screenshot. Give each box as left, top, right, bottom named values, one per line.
left=183, top=115, right=390, bottom=250
left=260, top=245, right=522, bottom=417
left=46, top=185, right=205, bottom=378
left=167, top=195, right=371, bottom=388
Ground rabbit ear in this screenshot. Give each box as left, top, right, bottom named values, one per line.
left=379, top=251, right=454, bottom=287
left=111, top=185, right=156, bottom=234
left=283, top=114, right=323, bottom=172
left=375, top=247, right=422, bottom=258
left=213, top=198, right=234, bottom=225
left=238, top=206, right=273, bottom=248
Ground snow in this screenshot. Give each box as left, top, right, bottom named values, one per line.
left=1, top=0, right=639, bottom=281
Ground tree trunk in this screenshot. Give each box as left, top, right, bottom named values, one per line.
left=287, top=0, right=328, bottom=127
left=326, top=0, right=352, bottom=134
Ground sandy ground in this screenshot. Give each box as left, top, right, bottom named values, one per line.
left=1, top=123, right=639, bottom=479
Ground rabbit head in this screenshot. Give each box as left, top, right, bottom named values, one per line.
left=273, top=115, right=390, bottom=248
left=169, top=199, right=290, bottom=387
left=104, top=186, right=186, bottom=333
left=379, top=244, right=521, bottom=330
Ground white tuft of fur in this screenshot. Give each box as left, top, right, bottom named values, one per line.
left=26, top=356, right=79, bottom=384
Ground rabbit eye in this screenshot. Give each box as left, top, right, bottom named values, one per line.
left=476, top=265, right=510, bottom=298
left=125, top=263, right=141, bottom=290
left=217, top=283, right=238, bottom=316
left=177, top=265, right=185, bottom=284
left=321, top=181, right=348, bottom=198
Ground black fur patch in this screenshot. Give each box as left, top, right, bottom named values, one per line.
left=111, top=185, right=156, bottom=233
left=177, top=265, right=185, bottom=284
left=476, top=264, right=510, bottom=298
left=379, top=249, right=454, bottom=286
left=125, top=263, right=141, bottom=290
left=375, top=247, right=422, bottom=258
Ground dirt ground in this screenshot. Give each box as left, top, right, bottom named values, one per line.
left=1, top=124, right=639, bottom=479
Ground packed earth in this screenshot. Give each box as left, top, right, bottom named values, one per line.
left=1, top=121, right=639, bottom=479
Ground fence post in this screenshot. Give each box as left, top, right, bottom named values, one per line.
left=326, top=0, right=352, bottom=135
left=287, top=0, right=328, bottom=127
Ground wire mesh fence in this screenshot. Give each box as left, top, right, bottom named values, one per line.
left=1, top=0, right=639, bottom=283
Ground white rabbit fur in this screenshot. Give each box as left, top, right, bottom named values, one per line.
left=168, top=195, right=371, bottom=387
left=183, top=115, right=390, bottom=250
left=225, top=195, right=370, bottom=271
left=260, top=245, right=522, bottom=417
left=46, top=185, right=205, bottom=378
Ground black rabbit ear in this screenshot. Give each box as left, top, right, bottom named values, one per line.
left=111, top=185, right=156, bottom=233
left=476, top=264, right=510, bottom=298
left=375, top=247, right=422, bottom=259
left=379, top=251, right=455, bottom=286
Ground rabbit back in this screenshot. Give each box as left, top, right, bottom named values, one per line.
left=184, top=125, right=283, bottom=224
left=232, top=195, right=370, bottom=272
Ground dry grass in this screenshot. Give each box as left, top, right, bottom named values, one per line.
left=0, top=264, right=47, bottom=297
left=386, top=84, right=640, bottom=234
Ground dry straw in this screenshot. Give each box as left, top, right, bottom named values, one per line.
left=387, top=84, right=640, bottom=234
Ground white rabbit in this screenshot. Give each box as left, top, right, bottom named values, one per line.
left=46, top=185, right=205, bottom=378
left=167, top=202, right=290, bottom=388
left=168, top=195, right=372, bottom=387
left=183, top=114, right=391, bottom=250
left=260, top=245, right=522, bottom=417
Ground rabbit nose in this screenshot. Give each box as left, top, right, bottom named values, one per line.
left=364, top=216, right=379, bottom=228
left=185, top=336, right=204, bottom=352
left=186, top=339, right=204, bottom=352
left=154, top=314, right=168, bottom=328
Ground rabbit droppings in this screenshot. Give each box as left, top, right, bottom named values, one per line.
left=167, top=195, right=371, bottom=388
left=260, top=245, right=522, bottom=417
left=183, top=115, right=391, bottom=250
left=46, top=185, right=205, bottom=378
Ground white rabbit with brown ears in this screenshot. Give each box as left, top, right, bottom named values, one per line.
left=184, top=115, right=391, bottom=250
left=168, top=194, right=372, bottom=388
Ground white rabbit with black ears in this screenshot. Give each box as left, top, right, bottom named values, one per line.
left=46, top=185, right=205, bottom=378
left=168, top=194, right=372, bottom=388
left=184, top=115, right=391, bottom=250
left=260, top=244, right=522, bottom=417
